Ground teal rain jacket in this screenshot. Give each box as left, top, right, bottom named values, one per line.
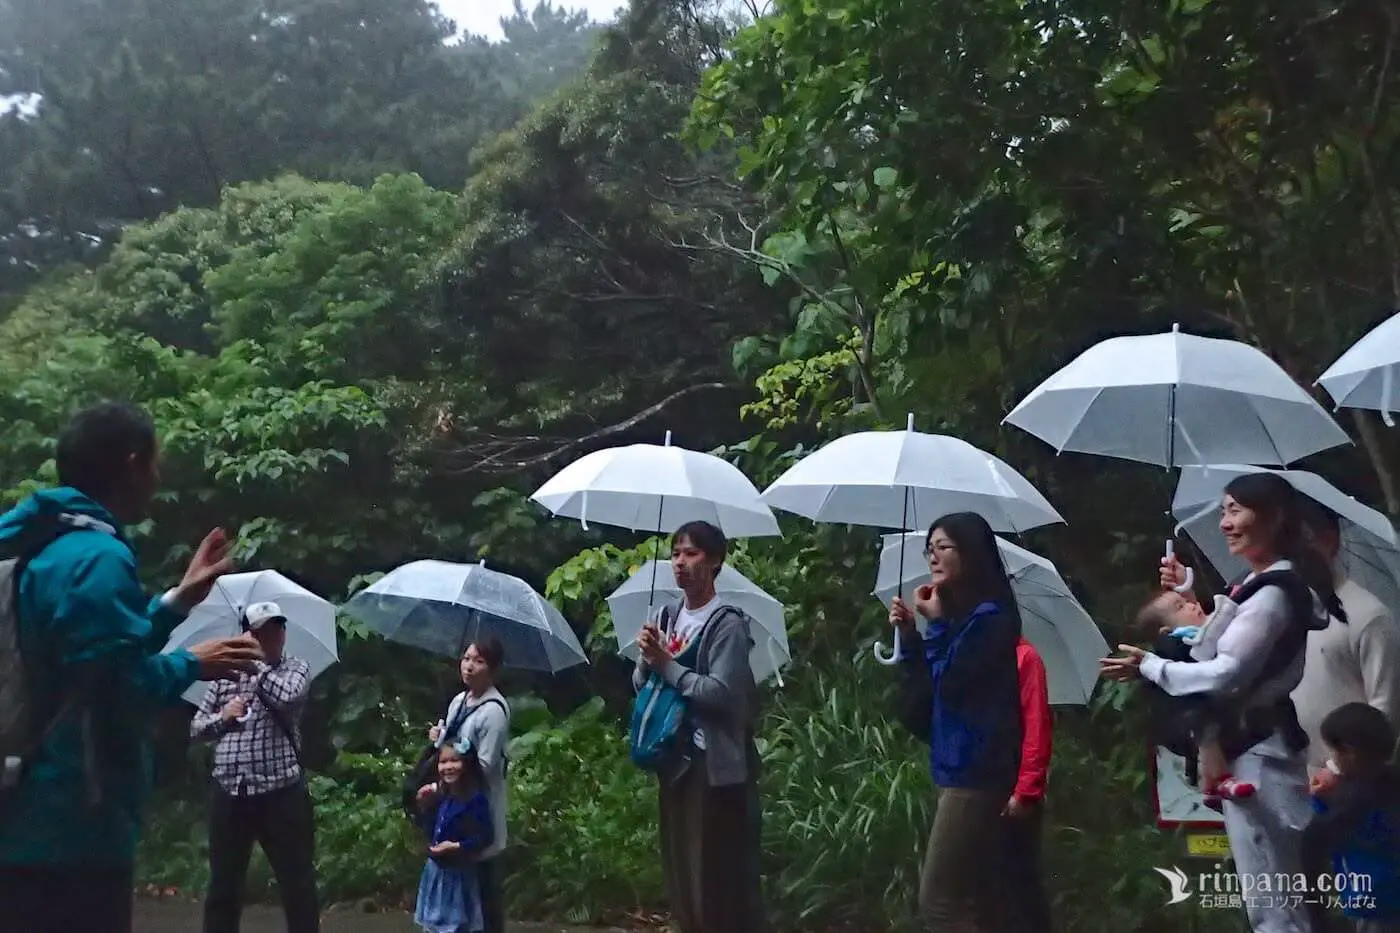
left=0, top=487, right=199, bottom=868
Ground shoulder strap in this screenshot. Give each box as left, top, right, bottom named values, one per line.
left=1230, top=570, right=1323, bottom=694
left=254, top=678, right=306, bottom=774
left=443, top=693, right=472, bottom=738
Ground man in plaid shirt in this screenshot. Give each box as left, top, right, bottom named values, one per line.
left=191, top=601, right=318, bottom=933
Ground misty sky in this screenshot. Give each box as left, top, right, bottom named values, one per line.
left=439, top=0, right=621, bottom=40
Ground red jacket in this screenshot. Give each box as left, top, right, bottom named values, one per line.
left=1014, top=637, right=1053, bottom=803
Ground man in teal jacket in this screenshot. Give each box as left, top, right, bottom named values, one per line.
left=0, top=402, right=264, bottom=933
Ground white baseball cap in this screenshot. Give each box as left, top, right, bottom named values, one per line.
left=244, top=601, right=287, bottom=631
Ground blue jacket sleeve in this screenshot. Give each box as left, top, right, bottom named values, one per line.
left=53, top=546, right=200, bottom=707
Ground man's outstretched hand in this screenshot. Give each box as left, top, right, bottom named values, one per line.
left=189, top=635, right=263, bottom=681
left=173, top=528, right=235, bottom=610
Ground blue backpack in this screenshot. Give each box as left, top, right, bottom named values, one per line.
left=628, top=603, right=737, bottom=772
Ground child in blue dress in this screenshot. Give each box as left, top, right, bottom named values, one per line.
left=413, top=742, right=495, bottom=933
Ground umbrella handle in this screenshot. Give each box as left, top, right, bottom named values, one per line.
left=873, top=627, right=902, bottom=666
left=1165, top=539, right=1195, bottom=594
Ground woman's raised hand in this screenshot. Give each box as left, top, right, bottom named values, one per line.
left=889, top=596, right=915, bottom=630
left=1159, top=554, right=1187, bottom=591
left=913, top=583, right=941, bottom=621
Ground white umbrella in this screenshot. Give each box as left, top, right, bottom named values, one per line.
left=161, top=570, right=338, bottom=707
left=529, top=431, right=780, bottom=539
left=606, top=560, right=791, bottom=686
left=760, top=414, right=1065, bottom=665
left=873, top=533, right=1108, bottom=705
left=1004, top=323, right=1352, bottom=467
left=1003, top=323, right=1353, bottom=592
left=340, top=559, right=587, bottom=673
left=759, top=416, right=1064, bottom=534
left=1317, top=310, right=1400, bottom=426
left=1172, top=464, right=1400, bottom=610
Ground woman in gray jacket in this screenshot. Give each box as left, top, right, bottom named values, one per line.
left=634, top=520, right=765, bottom=933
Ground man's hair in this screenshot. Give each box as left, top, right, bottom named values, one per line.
left=55, top=402, right=157, bottom=500
left=1321, top=702, right=1396, bottom=764
left=673, top=520, right=727, bottom=578
left=466, top=635, right=505, bottom=671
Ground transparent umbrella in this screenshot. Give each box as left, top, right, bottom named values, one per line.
left=340, top=559, right=587, bottom=673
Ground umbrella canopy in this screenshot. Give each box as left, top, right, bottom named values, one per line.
left=873, top=532, right=1107, bottom=705
left=1003, top=324, right=1351, bottom=467
left=1172, top=464, right=1400, bottom=609
left=529, top=432, right=780, bottom=538
left=606, top=560, right=791, bottom=685
left=1317, top=310, right=1400, bottom=426
left=340, top=560, right=587, bottom=673
left=161, top=570, right=338, bottom=707
left=759, top=419, right=1064, bottom=534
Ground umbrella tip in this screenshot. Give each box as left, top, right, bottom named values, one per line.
left=664, top=430, right=672, bottom=446
left=1172, top=321, right=1180, bottom=332
left=906, top=412, right=914, bottom=431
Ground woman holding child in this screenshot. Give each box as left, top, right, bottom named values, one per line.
left=1101, top=473, right=1344, bottom=933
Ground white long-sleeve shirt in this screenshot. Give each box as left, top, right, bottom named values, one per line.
left=1292, top=576, right=1400, bottom=770
left=1139, top=560, right=1318, bottom=759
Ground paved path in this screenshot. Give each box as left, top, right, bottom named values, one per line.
left=134, top=899, right=628, bottom=932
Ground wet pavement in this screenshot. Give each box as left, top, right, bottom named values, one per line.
left=133, top=899, right=626, bottom=932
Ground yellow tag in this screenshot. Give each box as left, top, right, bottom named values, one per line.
left=1186, top=833, right=1231, bottom=858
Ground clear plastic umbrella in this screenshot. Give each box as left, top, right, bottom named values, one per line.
left=759, top=414, right=1065, bottom=665
left=160, top=569, right=339, bottom=707
left=1317, top=310, right=1400, bottom=426
left=873, top=533, right=1108, bottom=705
left=340, top=559, right=587, bottom=673
left=606, top=560, right=791, bottom=685
left=1172, top=464, right=1400, bottom=609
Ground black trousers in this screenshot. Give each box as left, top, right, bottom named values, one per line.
left=0, top=862, right=133, bottom=933
left=1000, top=806, right=1052, bottom=933
left=204, top=781, right=319, bottom=933
left=476, top=854, right=506, bottom=933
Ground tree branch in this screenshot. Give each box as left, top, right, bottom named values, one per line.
left=436, top=383, right=732, bottom=475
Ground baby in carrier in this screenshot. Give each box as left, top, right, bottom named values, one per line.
left=1136, top=588, right=1258, bottom=809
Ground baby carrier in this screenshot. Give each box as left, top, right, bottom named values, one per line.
left=1144, top=569, right=1328, bottom=783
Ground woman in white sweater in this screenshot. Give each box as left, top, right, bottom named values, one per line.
left=1103, top=473, right=1344, bottom=933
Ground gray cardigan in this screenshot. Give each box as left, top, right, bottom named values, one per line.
left=632, top=599, right=759, bottom=787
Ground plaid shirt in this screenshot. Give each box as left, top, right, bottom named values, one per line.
left=190, top=656, right=311, bottom=796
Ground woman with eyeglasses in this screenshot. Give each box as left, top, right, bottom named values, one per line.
left=889, top=512, right=1024, bottom=932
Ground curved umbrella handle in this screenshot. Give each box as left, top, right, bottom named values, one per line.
left=873, top=627, right=902, bottom=666
left=1165, top=539, right=1195, bottom=594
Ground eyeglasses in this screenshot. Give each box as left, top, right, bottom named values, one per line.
left=923, top=543, right=957, bottom=557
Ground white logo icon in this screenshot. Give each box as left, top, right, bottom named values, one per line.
left=1154, top=866, right=1192, bottom=905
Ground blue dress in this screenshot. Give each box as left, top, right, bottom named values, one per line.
left=414, top=792, right=493, bottom=933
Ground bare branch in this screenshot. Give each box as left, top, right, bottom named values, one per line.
left=435, top=383, right=732, bottom=475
